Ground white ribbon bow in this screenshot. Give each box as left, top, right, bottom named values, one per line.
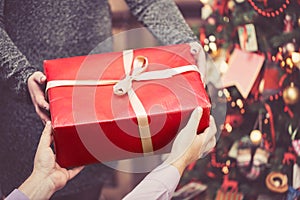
left=113, top=56, right=148, bottom=95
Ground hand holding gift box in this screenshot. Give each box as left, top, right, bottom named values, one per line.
left=44, top=44, right=211, bottom=168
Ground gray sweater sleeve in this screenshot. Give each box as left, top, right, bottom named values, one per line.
left=124, top=0, right=198, bottom=45
left=0, top=0, right=37, bottom=98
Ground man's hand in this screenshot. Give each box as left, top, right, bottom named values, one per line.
left=27, top=71, right=50, bottom=123
left=19, top=122, right=84, bottom=199
left=165, top=107, right=217, bottom=175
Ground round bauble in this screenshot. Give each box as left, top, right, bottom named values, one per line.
left=250, top=130, right=262, bottom=145
left=283, top=84, right=299, bottom=105
left=265, top=172, right=288, bottom=193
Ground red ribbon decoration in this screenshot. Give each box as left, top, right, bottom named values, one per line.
left=248, top=0, right=290, bottom=18
left=264, top=103, right=276, bottom=152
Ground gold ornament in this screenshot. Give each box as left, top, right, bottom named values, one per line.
left=285, top=43, right=295, bottom=53
left=283, top=83, right=299, bottom=105
left=250, top=130, right=262, bottom=145
left=265, top=172, right=288, bottom=193
left=291, top=52, right=300, bottom=69
left=227, top=0, right=235, bottom=11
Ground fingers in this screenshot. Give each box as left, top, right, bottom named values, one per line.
left=171, top=107, right=203, bottom=153
left=30, top=71, right=46, bottom=84
left=184, top=107, right=203, bottom=133
left=209, top=116, right=217, bottom=132
left=38, top=122, right=53, bottom=148
left=38, top=73, right=47, bottom=84
left=36, top=94, right=49, bottom=111
left=31, top=74, right=49, bottom=111
left=196, top=116, right=217, bottom=158
left=164, top=107, right=204, bottom=165
left=34, top=102, right=50, bottom=124
left=200, top=137, right=216, bottom=158
left=36, top=108, right=50, bottom=124
left=28, top=72, right=50, bottom=123
left=34, top=98, right=50, bottom=123
left=34, top=103, right=50, bottom=124
left=203, top=116, right=217, bottom=141
left=67, top=166, right=84, bottom=180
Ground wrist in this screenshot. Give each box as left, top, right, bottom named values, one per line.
left=19, top=172, right=55, bottom=200
left=171, top=158, right=188, bottom=176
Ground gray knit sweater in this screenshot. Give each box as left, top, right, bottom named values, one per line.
left=0, top=0, right=197, bottom=198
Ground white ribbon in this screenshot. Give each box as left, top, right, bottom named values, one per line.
left=46, top=49, right=201, bottom=154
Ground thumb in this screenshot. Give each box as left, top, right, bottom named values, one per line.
left=183, top=107, right=203, bottom=134
left=171, top=106, right=203, bottom=153
left=38, top=121, right=53, bottom=148
left=164, top=107, right=203, bottom=164
left=67, top=166, right=85, bottom=180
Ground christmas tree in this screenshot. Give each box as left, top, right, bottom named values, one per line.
left=177, top=0, right=300, bottom=199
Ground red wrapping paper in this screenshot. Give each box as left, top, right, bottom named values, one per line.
left=44, top=44, right=211, bottom=168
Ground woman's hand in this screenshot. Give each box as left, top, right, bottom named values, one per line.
left=27, top=71, right=50, bottom=123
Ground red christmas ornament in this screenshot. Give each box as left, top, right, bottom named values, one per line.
left=224, top=113, right=243, bottom=128
left=248, top=0, right=290, bottom=18
left=282, top=151, right=297, bottom=165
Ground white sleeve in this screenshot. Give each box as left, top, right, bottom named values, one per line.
left=123, top=164, right=180, bottom=200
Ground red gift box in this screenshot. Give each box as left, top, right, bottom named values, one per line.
left=44, top=44, right=211, bottom=168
